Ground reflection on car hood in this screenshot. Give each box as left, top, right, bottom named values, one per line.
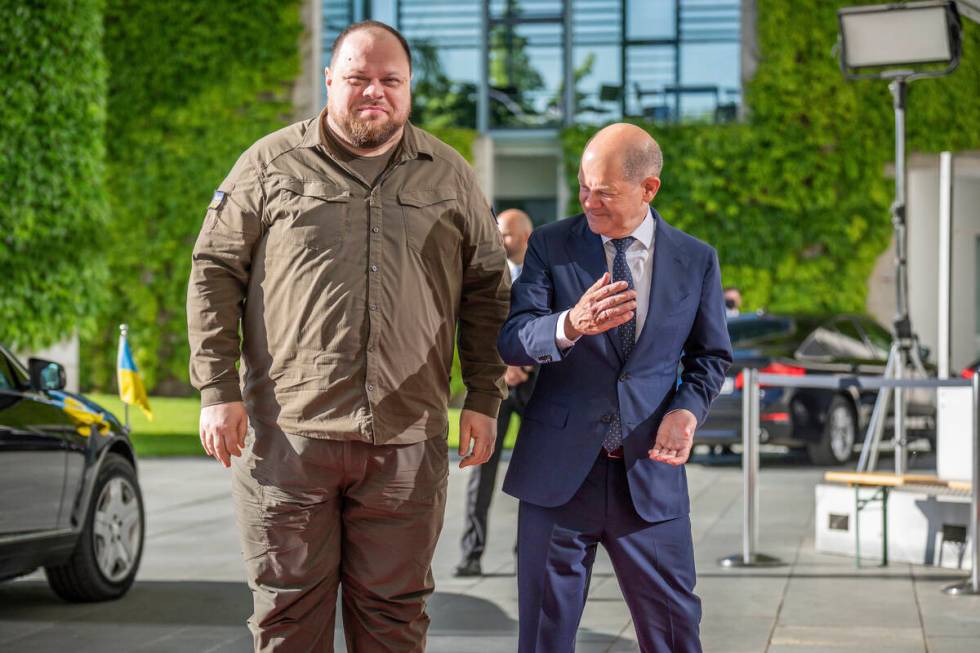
left=47, top=390, right=122, bottom=437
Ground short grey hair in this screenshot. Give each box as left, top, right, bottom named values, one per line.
left=622, top=138, right=663, bottom=182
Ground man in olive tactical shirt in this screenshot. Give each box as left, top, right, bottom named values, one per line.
left=187, top=20, right=509, bottom=652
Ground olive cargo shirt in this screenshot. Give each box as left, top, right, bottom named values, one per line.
left=187, top=112, right=509, bottom=444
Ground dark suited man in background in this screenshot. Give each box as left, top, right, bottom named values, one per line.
left=455, top=208, right=536, bottom=577
left=499, top=123, right=732, bottom=652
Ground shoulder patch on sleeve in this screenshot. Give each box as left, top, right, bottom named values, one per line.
left=208, top=190, right=227, bottom=210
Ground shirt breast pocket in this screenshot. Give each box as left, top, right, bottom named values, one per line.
left=272, top=178, right=351, bottom=254
left=397, top=188, right=459, bottom=255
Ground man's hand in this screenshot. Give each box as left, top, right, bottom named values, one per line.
left=200, top=401, right=248, bottom=468
left=458, top=409, right=496, bottom=469
left=649, top=409, right=697, bottom=466
left=565, top=272, right=637, bottom=340
left=503, top=365, right=530, bottom=387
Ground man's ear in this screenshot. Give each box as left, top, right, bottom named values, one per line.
left=324, top=66, right=332, bottom=88
left=643, top=176, right=662, bottom=204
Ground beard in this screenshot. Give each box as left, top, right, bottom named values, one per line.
left=337, top=104, right=408, bottom=149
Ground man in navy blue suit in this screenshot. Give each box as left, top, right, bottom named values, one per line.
left=499, top=123, right=732, bottom=652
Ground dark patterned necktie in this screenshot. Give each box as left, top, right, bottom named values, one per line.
left=602, top=236, right=636, bottom=452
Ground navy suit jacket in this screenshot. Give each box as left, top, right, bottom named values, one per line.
left=499, top=210, right=733, bottom=522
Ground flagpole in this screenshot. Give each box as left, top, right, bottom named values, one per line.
left=120, top=323, right=130, bottom=430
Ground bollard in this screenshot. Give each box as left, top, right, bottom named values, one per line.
left=943, top=370, right=980, bottom=596
left=719, top=367, right=783, bottom=568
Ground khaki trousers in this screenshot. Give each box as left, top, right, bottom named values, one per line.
left=231, top=425, right=448, bottom=652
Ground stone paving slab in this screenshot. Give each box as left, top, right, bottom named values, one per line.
left=2, top=453, right=979, bottom=652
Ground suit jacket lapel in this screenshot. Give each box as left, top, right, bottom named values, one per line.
left=633, top=212, right=689, bottom=358
left=567, top=217, right=624, bottom=364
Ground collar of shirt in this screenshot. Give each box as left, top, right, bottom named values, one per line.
left=600, top=207, right=655, bottom=251
left=507, top=259, right=522, bottom=282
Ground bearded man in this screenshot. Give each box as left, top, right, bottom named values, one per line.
left=186, top=20, right=509, bottom=652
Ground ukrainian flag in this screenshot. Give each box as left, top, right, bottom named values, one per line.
left=118, top=328, right=153, bottom=421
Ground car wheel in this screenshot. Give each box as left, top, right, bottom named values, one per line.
left=806, top=396, right=857, bottom=466
left=45, top=453, right=144, bottom=601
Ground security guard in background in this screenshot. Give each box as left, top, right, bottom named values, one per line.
left=455, top=209, right=537, bottom=577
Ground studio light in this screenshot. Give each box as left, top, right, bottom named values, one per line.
left=838, top=2, right=962, bottom=476
left=839, top=1, right=961, bottom=77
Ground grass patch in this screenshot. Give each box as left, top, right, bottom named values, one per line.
left=88, top=393, right=520, bottom=457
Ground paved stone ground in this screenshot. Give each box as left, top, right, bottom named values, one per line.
left=1, top=450, right=978, bottom=652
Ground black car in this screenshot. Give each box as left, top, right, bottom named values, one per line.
left=697, top=313, right=935, bottom=465
left=0, top=344, right=144, bottom=601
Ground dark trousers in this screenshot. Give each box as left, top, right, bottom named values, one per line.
left=516, top=454, right=702, bottom=653
left=459, top=392, right=523, bottom=563
left=232, top=426, right=447, bottom=652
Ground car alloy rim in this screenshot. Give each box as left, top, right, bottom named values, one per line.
left=92, top=477, right=142, bottom=583
left=829, top=406, right=855, bottom=462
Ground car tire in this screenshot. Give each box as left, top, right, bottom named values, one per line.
left=45, top=453, right=144, bottom=602
left=806, top=396, right=857, bottom=466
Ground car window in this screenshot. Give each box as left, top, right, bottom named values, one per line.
left=854, top=316, right=891, bottom=359
left=727, top=317, right=794, bottom=346
left=0, top=347, right=29, bottom=387
left=0, top=356, right=15, bottom=391
left=798, top=319, right=874, bottom=359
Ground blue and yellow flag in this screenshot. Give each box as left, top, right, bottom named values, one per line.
left=118, top=330, right=153, bottom=421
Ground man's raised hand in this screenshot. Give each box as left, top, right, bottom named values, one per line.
left=564, top=272, right=637, bottom=339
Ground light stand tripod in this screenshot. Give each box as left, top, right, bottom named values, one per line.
left=856, top=78, right=928, bottom=475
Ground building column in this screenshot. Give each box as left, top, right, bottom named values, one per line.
left=293, top=0, right=323, bottom=121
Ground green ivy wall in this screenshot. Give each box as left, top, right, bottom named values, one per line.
left=562, top=0, right=980, bottom=315
left=83, top=0, right=303, bottom=391
left=0, top=2, right=109, bottom=351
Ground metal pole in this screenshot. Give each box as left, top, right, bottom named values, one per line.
left=747, top=368, right=760, bottom=562
left=890, top=78, right=910, bottom=477
left=944, top=370, right=980, bottom=595
left=477, top=0, right=490, bottom=134
left=937, top=152, right=953, bottom=380
left=858, top=341, right=897, bottom=473
left=119, top=323, right=130, bottom=430
left=561, top=0, right=574, bottom=127
left=718, top=368, right=782, bottom=568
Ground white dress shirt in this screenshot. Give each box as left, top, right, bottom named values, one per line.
left=507, top=259, right=523, bottom=283
left=556, top=208, right=657, bottom=349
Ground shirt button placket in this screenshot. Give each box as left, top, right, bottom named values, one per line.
left=365, top=189, right=384, bottom=443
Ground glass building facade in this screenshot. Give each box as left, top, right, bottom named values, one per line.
left=322, top=0, right=742, bottom=131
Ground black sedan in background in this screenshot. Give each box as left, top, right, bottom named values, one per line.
left=697, top=313, right=935, bottom=465
left=0, top=345, right=144, bottom=601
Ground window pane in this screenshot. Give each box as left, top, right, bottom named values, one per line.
left=573, top=45, right=623, bottom=125
left=679, top=42, right=740, bottom=121
left=399, top=0, right=482, bottom=129
left=627, top=0, right=676, bottom=40
left=489, top=21, right=563, bottom=128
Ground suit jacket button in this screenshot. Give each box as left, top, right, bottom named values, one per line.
left=619, top=373, right=630, bottom=382
left=601, top=414, right=613, bottom=424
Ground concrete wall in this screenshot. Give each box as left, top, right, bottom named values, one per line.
left=293, top=0, right=322, bottom=121
left=896, top=153, right=980, bottom=372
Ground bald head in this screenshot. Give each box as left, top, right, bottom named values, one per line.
left=330, top=20, right=412, bottom=71
left=497, top=209, right=534, bottom=262
left=584, top=123, right=663, bottom=183
left=578, top=123, right=663, bottom=238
